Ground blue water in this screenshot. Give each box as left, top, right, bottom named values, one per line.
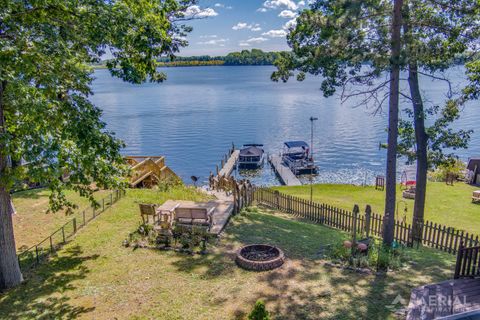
left=91, top=66, right=479, bottom=186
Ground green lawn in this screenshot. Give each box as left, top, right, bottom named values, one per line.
left=12, top=188, right=110, bottom=251
left=273, top=182, right=480, bottom=235
left=0, top=187, right=456, bottom=320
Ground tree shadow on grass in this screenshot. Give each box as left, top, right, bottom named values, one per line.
left=167, top=209, right=456, bottom=319
left=11, top=188, right=46, bottom=200
left=170, top=210, right=346, bottom=280
left=0, top=245, right=98, bottom=319
left=223, top=211, right=457, bottom=319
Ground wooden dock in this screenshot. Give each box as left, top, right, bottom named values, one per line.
left=218, top=150, right=240, bottom=177
left=268, top=154, right=302, bottom=186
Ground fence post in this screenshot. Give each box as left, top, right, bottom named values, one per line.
left=35, top=245, right=39, bottom=264
left=102, top=198, right=105, bottom=212
left=110, top=193, right=113, bottom=206
left=352, top=205, right=359, bottom=255
left=83, top=210, right=86, bottom=226
left=454, top=241, right=465, bottom=279
left=62, top=226, right=66, bottom=243
left=275, top=190, right=280, bottom=210
left=73, top=218, right=77, bottom=234
left=365, top=205, right=371, bottom=238
left=50, top=236, right=54, bottom=254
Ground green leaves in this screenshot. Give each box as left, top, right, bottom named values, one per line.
left=0, top=0, right=196, bottom=211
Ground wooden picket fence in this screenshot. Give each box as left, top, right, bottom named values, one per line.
left=254, top=188, right=479, bottom=255
left=454, top=243, right=480, bottom=279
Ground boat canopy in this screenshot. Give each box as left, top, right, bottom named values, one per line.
left=240, top=146, right=263, bottom=157
left=284, top=141, right=309, bottom=149
left=243, top=144, right=263, bottom=147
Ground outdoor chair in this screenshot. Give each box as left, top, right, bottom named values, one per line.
left=139, top=203, right=157, bottom=224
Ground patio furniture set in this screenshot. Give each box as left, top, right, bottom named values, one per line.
left=139, top=201, right=216, bottom=248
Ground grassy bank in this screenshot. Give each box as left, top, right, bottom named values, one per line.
left=12, top=189, right=110, bottom=251
left=1, top=187, right=455, bottom=319
left=273, top=182, right=480, bottom=235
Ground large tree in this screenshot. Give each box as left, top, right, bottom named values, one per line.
left=398, top=0, right=479, bottom=242
left=272, top=0, right=479, bottom=246
left=271, top=0, right=402, bottom=245
left=0, top=0, right=195, bottom=289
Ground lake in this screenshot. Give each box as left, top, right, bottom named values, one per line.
left=91, top=66, right=479, bottom=186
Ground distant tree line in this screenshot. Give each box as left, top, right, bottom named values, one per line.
left=157, top=49, right=282, bottom=66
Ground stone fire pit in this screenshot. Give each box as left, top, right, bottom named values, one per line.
left=235, top=244, right=285, bottom=271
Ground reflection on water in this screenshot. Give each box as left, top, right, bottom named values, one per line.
left=91, top=66, right=478, bottom=186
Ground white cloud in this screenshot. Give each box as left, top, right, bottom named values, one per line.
left=239, top=42, right=251, bottom=47
left=232, top=22, right=249, bottom=30
left=197, top=38, right=228, bottom=46
left=298, top=0, right=306, bottom=6
left=257, top=7, right=268, bottom=12
left=278, top=10, right=297, bottom=18
left=262, top=29, right=288, bottom=38
left=246, top=37, right=269, bottom=43
left=184, top=5, right=218, bottom=18
left=283, top=17, right=298, bottom=30
left=232, top=22, right=262, bottom=32
left=199, top=35, right=218, bottom=39
left=262, top=0, right=298, bottom=10
left=214, top=3, right=232, bottom=9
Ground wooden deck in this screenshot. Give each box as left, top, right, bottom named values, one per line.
left=407, top=278, right=480, bottom=319
left=158, top=198, right=233, bottom=236
left=218, top=150, right=239, bottom=177
left=268, top=154, right=302, bottom=186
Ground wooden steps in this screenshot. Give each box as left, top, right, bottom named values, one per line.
left=125, top=155, right=180, bottom=188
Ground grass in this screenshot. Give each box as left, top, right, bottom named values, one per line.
left=12, top=188, right=110, bottom=251
left=0, top=187, right=456, bottom=320
left=273, top=182, right=480, bottom=235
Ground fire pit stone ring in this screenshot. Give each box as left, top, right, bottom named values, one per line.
left=235, top=244, right=285, bottom=271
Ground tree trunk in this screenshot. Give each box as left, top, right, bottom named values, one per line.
left=383, top=0, right=403, bottom=246
left=0, top=81, right=23, bottom=289
left=408, top=63, right=428, bottom=244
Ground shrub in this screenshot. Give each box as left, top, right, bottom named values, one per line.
left=248, top=300, right=270, bottom=320
left=428, top=159, right=466, bottom=182
left=367, top=239, right=407, bottom=271
left=154, top=177, right=183, bottom=192
left=174, top=225, right=211, bottom=251
left=137, top=223, right=154, bottom=236
left=326, top=238, right=408, bottom=271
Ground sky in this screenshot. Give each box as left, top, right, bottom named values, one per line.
left=179, top=0, right=307, bottom=56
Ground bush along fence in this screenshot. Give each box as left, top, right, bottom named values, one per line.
left=254, top=188, right=480, bottom=255
left=17, top=189, right=126, bottom=271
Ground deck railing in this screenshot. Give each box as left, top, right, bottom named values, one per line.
left=254, top=188, right=479, bottom=254
left=454, top=243, right=480, bottom=279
